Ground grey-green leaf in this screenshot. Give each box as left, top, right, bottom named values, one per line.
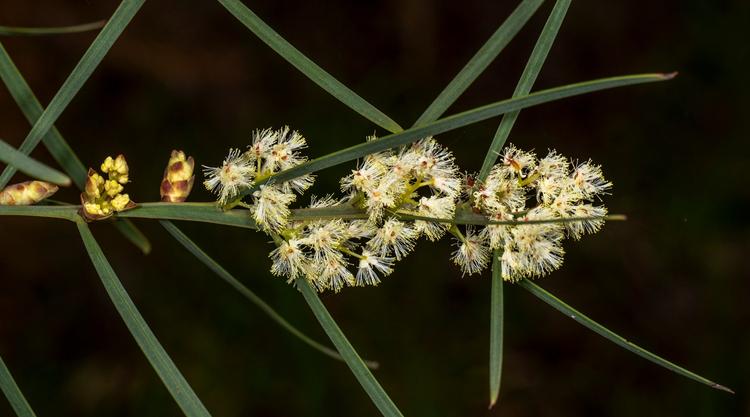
left=517, top=278, right=734, bottom=394
left=0, top=202, right=624, bottom=228
left=118, top=202, right=258, bottom=229
left=216, top=0, right=403, bottom=133
left=297, top=278, right=403, bottom=417
left=0, top=0, right=145, bottom=189
left=0, top=355, right=36, bottom=417
left=414, top=0, right=545, bottom=126
left=76, top=222, right=213, bottom=417
left=0, top=139, right=71, bottom=186
left=479, top=0, right=571, bottom=181
left=488, top=250, right=504, bottom=408
left=237, top=72, right=674, bottom=199
left=0, top=41, right=87, bottom=188
left=0, top=20, right=105, bottom=36
left=160, top=220, right=378, bottom=369
left=112, top=218, right=152, bottom=254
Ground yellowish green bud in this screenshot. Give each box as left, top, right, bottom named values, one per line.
left=100, top=156, right=115, bottom=174
left=0, top=181, right=59, bottom=205
left=111, top=193, right=133, bottom=211
left=85, top=169, right=105, bottom=199
left=104, top=179, right=124, bottom=197
left=160, top=150, right=195, bottom=202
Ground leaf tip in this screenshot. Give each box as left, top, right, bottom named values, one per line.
left=712, top=383, right=735, bottom=394
left=489, top=392, right=499, bottom=409
left=660, top=71, right=679, bottom=80
left=139, top=240, right=153, bottom=255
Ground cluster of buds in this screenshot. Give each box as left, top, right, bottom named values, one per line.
left=203, top=126, right=313, bottom=232
left=160, top=150, right=195, bottom=202
left=0, top=181, right=58, bottom=205
left=204, top=128, right=613, bottom=292
left=80, top=155, right=135, bottom=221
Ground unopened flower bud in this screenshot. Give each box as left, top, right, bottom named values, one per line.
left=113, top=154, right=129, bottom=182
left=0, top=181, right=59, bottom=205
left=85, top=169, right=104, bottom=199
left=104, top=179, right=124, bottom=197
left=102, top=154, right=129, bottom=184
left=100, top=156, right=115, bottom=174
left=160, top=150, right=195, bottom=202
left=111, top=193, right=134, bottom=211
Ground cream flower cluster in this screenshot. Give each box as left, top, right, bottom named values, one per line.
left=277, top=137, right=462, bottom=292
left=202, top=127, right=314, bottom=232
left=204, top=128, right=611, bottom=292
left=341, top=136, right=461, bottom=238
left=460, top=145, right=612, bottom=280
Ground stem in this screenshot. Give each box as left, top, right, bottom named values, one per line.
left=337, top=246, right=363, bottom=259
left=448, top=224, right=466, bottom=242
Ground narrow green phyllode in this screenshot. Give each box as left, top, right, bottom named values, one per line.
left=0, top=20, right=105, bottom=36
left=216, top=0, right=403, bottom=133
left=414, top=0, right=545, bottom=126
left=518, top=279, right=734, bottom=394
left=0, top=139, right=71, bottom=186
left=488, top=250, right=504, bottom=408
left=484, top=0, right=570, bottom=408
left=478, top=0, right=571, bottom=182
left=234, top=72, right=674, bottom=200
left=0, top=355, right=37, bottom=417
left=159, top=220, right=379, bottom=369
left=77, top=222, right=214, bottom=417
left=297, top=278, right=404, bottom=417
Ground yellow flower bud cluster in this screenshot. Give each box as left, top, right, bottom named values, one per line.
left=0, top=181, right=59, bottom=205
left=80, top=154, right=135, bottom=221
left=160, top=150, right=195, bottom=202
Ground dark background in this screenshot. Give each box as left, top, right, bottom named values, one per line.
left=0, top=1, right=748, bottom=416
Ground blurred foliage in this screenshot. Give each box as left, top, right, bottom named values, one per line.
left=0, top=0, right=748, bottom=416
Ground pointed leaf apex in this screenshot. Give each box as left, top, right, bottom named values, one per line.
left=712, top=383, right=735, bottom=394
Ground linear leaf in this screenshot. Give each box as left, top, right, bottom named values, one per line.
left=76, top=222, right=213, bottom=416
left=0, top=139, right=71, bottom=185
left=0, top=0, right=145, bottom=188
left=478, top=0, right=570, bottom=181
left=216, top=0, right=403, bottom=133
left=236, top=73, right=674, bottom=199
left=0, top=355, right=36, bottom=417
left=119, top=203, right=257, bottom=228
left=0, top=41, right=87, bottom=187
left=0, top=204, right=79, bottom=221
left=488, top=250, right=504, bottom=408
left=414, top=0, right=544, bottom=126
left=0, top=40, right=151, bottom=254
left=160, top=220, right=378, bottom=369
left=0, top=202, right=625, bottom=228
left=0, top=20, right=105, bottom=36
left=112, top=218, right=152, bottom=254
left=517, top=278, right=734, bottom=393
left=297, top=278, right=403, bottom=417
